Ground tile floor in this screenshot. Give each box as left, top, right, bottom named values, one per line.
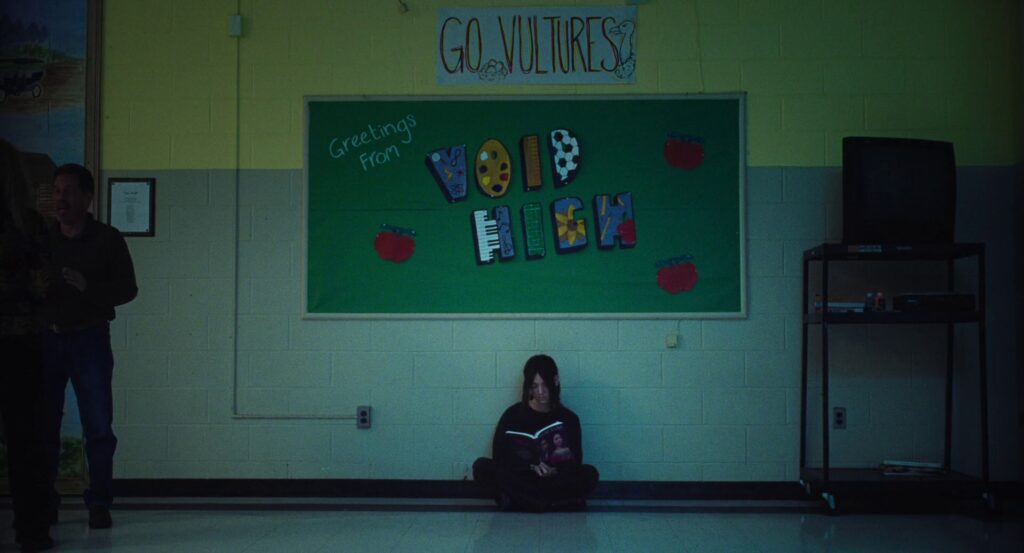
left=1, top=499, right=1021, bottom=552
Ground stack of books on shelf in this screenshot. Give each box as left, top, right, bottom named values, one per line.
left=813, top=294, right=866, bottom=313
left=813, top=292, right=886, bottom=313
left=879, top=460, right=947, bottom=477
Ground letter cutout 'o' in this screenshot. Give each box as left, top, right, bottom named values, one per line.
left=475, top=139, right=512, bottom=198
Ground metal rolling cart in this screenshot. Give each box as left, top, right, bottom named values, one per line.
left=799, top=243, right=992, bottom=513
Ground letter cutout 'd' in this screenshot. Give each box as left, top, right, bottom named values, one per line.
left=549, top=129, right=580, bottom=188
left=425, top=145, right=468, bottom=202
left=593, top=193, right=636, bottom=249
left=520, top=135, right=543, bottom=191
left=472, top=207, right=514, bottom=264
left=551, top=197, right=587, bottom=253
left=475, top=139, right=512, bottom=198
left=521, top=202, right=546, bottom=260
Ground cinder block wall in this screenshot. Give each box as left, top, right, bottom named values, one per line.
left=100, top=0, right=1022, bottom=481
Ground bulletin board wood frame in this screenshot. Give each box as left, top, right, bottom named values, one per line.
left=303, top=95, right=746, bottom=319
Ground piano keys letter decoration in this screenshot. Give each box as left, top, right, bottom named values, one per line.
left=425, top=144, right=468, bottom=203
left=475, top=139, right=512, bottom=198
left=593, top=192, right=636, bottom=249
left=472, top=206, right=515, bottom=265
left=520, top=202, right=546, bottom=260
left=549, top=129, right=580, bottom=188
left=551, top=197, right=587, bottom=254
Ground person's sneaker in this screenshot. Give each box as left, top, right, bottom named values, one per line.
left=88, top=506, right=112, bottom=529
left=19, top=533, right=55, bottom=552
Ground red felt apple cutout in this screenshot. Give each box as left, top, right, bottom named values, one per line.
left=657, top=261, right=698, bottom=294
left=664, top=132, right=705, bottom=170
left=374, top=228, right=415, bottom=263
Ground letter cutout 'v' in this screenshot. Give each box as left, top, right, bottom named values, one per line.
left=425, top=145, right=468, bottom=203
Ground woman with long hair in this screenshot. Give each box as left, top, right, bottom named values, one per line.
left=472, top=354, right=599, bottom=512
left=0, top=139, right=55, bottom=551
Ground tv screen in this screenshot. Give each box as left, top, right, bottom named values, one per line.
left=842, top=137, right=956, bottom=244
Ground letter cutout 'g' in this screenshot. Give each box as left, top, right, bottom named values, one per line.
left=551, top=197, right=587, bottom=253
left=593, top=193, right=636, bottom=249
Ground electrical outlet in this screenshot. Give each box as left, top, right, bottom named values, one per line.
left=356, top=405, right=372, bottom=429
left=832, top=407, right=846, bottom=429
left=665, top=334, right=679, bottom=348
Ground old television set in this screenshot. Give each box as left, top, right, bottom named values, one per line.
left=842, top=137, right=956, bottom=244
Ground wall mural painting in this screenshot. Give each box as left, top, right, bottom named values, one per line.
left=0, top=0, right=95, bottom=166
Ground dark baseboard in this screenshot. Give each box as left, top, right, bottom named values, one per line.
left=67, top=478, right=1018, bottom=505
left=109, top=479, right=812, bottom=500
left=5, top=479, right=1020, bottom=515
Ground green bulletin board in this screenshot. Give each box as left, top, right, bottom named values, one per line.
left=304, top=95, right=745, bottom=318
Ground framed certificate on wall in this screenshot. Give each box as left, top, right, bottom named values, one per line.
left=108, top=177, right=155, bottom=236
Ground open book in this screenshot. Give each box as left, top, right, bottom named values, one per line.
left=505, top=421, right=576, bottom=466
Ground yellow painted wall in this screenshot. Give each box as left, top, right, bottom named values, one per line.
left=101, top=0, right=1023, bottom=170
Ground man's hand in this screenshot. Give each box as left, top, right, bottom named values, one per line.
left=62, top=267, right=87, bottom=292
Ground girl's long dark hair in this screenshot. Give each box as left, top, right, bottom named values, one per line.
left=521, top=354, right=560, bottom=405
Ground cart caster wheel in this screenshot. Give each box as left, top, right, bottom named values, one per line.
left=822, top=492, right=838, bottom=514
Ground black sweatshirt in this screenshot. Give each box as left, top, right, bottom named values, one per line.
left=491, top=402, right=584, bottom=472
left=42, top=215, right=137, bottom=328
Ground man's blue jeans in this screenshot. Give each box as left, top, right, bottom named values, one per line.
left=42, top=323, right=117, bottom=507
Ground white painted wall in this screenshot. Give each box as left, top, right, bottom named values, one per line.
left=102, top=166, right=1020, bottom=482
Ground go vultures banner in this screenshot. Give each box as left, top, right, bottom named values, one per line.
left=436, top=6, right=638, bottom=85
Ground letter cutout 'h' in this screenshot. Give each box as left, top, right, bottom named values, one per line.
left=593, top=193, right=636, bottom=249
left=472, top=206, right=515, bottom=265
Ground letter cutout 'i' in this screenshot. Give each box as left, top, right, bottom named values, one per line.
left=551, top=197, right=587, bottom=253
left=549, top=129, right=580, bottom=188
left=521, top=202, right=546, bottom=260
left=425, top=145, right=468, bottom=202
left=520, top=135, right=543, bottom=191
left=593, top=193, right=636, bottom=249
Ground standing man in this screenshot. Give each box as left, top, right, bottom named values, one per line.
left=41, top=163, right=137, bottom=529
